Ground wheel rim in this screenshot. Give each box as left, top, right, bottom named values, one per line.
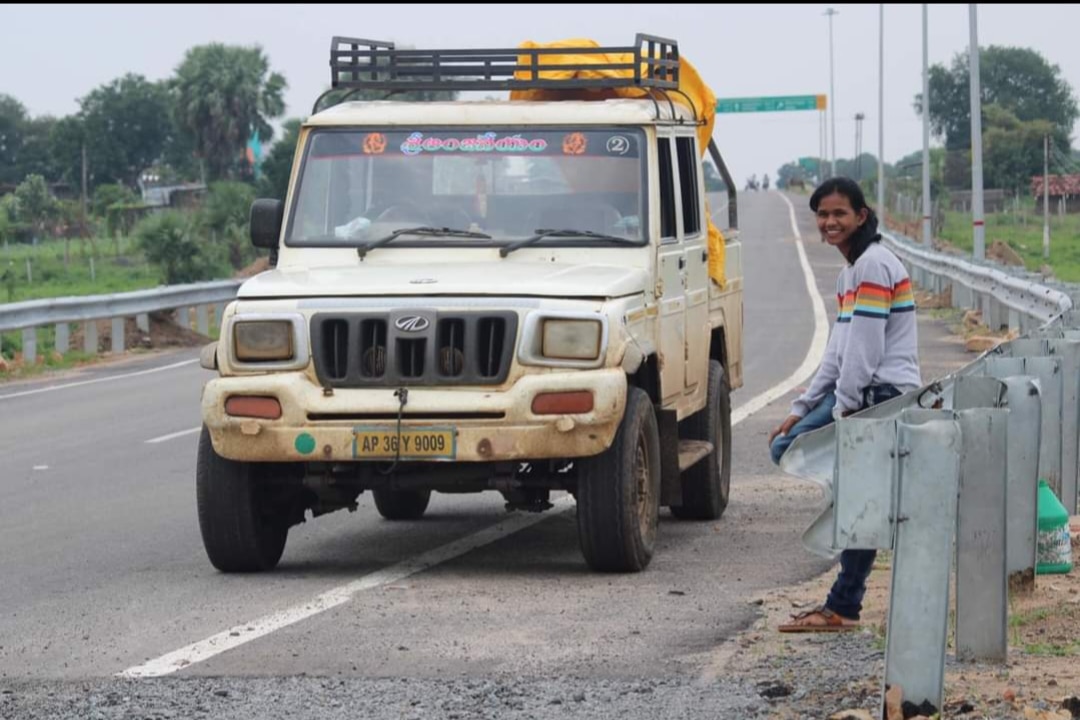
left=634, top=430, right=656, bottom=541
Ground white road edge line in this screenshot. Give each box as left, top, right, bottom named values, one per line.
left=120, top=195, right=828, bottom=679
left=145, top=427, right=202, bottom=444
left=0, top=359, right=199, bottom=401
left=730, top=193, right=828, bottom=426
left=119, top=495, right=576, bottom=678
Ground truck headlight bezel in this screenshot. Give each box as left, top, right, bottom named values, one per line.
left=518, top=311, right=609, bottom=369
left=225, top=312, right=309, bottom=371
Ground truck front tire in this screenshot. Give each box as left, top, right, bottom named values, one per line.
left=576, top=387, right=661, bottom=572
left=196, top=426, right=290, bottom=572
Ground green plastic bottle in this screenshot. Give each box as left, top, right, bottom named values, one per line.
left=1036, top=479, right=1073, bottom=575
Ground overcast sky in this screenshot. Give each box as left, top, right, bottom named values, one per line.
left=4, top=4, right=1078, bottom=185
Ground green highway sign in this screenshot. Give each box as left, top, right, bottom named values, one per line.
left=715, top=95, right=826, bottom=114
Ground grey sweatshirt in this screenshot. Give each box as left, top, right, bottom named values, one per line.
left=791, top=242, right=922, bottom=418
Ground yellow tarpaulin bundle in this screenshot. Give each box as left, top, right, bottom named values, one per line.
left=511, top=38, right=725, bottom=287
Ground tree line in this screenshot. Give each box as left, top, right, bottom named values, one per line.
left=775, top=45, right=1079, bottom=197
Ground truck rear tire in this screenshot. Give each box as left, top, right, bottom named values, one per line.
left=373, top=489, right=432, bottom=520
left=576, top=387, right=661, bottom=572
left=672, top=359, right=732, bottom=520
left=196, top=426, right=289, bottom=572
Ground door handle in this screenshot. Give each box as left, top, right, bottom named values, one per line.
left=678, top=257, right=686, bottom=270
left=701, top=250, right=708, bottom=262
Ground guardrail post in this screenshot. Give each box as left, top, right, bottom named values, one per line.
left=884, top=409, right=961, bottom=715
left=215, top=303, right=226, bottom=332
left=176, top=306, right=190, bottom=330
left=952, top=379, right=1010, bottom=662
left=83, top=320, right=97, bottom=354
left=979, top=293, right=994, bottom=328
left=21, top=328, right=36, bottom=364
left=54, top=323, right=69, bottom=354
left=136, top=313, right=150, bottom=334
left=1009, top=309, right=1021, bottom=333
left=111, top=318, right=124, bottom=354
left=1007, top=339, right=1080, bottom=514
left=989, top=356, right=1064, bottom=499
left=996, top=373, right=1042, bottom=588
left=196, top=305, right=209, bottom=336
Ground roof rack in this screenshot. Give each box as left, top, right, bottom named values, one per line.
left=328, top=34, right=680, bottom=93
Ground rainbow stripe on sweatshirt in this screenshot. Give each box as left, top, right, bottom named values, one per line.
left=837, top=278, right=915, bottom=322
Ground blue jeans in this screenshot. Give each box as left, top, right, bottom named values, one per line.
left=769, top=385, right=901, bottom=620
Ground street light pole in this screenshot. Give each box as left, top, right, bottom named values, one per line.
left=878, top=3, right=886, bottom=213
left=969, top=3, right=986, bottom=261
left=825, top=7, right=839, bottom=178
left=922, top=4, right=933, bottom=247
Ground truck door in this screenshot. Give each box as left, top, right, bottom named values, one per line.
left=675, top=134, right=709, bottom=395
left=655, top=134, right=687, bottom=403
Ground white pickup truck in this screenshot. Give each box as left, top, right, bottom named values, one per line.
left=197, top=34, right=744, bottom=574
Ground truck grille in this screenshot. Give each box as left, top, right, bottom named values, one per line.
left=310, top=311, right=518, bottom=387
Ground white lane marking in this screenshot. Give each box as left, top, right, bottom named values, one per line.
left=0, top=359, right=199, bottom=401
left=119, top=494, right=576, bottom=678
left=33, top=465, right=49, bottom=471
left=145, top=427, right=201, bottom=444
left=120, top=194, right=829, bottom=677
left=730, top=193, right=828, bottom=426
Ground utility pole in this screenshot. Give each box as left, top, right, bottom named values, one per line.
left=969, top=4, right=986, bottom=261
left=922, top=4, right=933, bottom=247
left=1044, top=133, right=1051, bottom=260
left=878, top=3, right=886, bottom=213
left=854, top=113, right=865, bottom=180
left=80, top=142, right=89, bottom=240
left=825, top=7, right=839, bottom=178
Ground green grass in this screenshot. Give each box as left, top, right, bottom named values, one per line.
left=1009, top=608, right=1052, bottom=628
left=1, top=235, right=165, bottom=303
left=933, top=208, right=1080, bottom=282
left=1022, top=641, right=1080, bottom=657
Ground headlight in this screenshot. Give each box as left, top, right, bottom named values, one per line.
left=542, top=319, right=601, bottom=360
left=234, top=320, right=294, bottom=361
left=518, top=311, right=608, bottom=369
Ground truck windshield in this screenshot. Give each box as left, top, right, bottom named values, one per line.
left=285, top=128, right=647, bottom=247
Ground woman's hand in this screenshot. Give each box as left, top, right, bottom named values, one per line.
left=768, top=415, right=801, bottom=447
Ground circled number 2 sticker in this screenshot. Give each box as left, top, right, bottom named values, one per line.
left=606, top=135, right=630, bottom=155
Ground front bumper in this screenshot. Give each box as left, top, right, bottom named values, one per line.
left=202, top=369, right=627, bottom=463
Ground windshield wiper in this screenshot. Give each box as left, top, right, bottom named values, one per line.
left=499, top=228, right=637, bottom=257
left=357, top=226, right=492, bottom=259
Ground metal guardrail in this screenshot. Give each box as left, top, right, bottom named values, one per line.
left=780, top=314, right=1080, bottom=715
left=0, top=280, right=241, bottom=362
left=882, top=231, right=1073, bottom=331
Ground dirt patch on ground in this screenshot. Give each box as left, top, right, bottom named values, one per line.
left=724, top=543, right=1080, bottom=720
left=236, top=256, right=270, bottom=278
left=913, top=286, right=1019, bottom=353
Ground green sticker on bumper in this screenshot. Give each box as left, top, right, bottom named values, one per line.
left=295, top=433, right=316, bottom=455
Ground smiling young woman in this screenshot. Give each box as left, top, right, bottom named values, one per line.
left=767, top=176, right=922, bottom=632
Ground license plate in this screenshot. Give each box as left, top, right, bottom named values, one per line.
left=353, top=426, right=456, bottom=460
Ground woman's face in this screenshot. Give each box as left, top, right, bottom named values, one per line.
left=815, top=191, right=868, bottom=251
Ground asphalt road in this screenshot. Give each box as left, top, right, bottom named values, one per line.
left=0, top=191, right=972, bottom=718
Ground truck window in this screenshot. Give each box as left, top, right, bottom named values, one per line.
left=676, top=137, right=701, bottom=236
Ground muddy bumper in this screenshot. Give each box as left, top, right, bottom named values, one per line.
left=202, top=369, right=627, bottom=463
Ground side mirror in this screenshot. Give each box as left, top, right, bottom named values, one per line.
left=250, top=199, right=284, bottom=250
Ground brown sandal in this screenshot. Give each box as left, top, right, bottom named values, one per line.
left=778, top=606, right=860, bottom=633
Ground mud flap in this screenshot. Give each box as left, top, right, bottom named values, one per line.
left=658, top=408, right=682, bottom=507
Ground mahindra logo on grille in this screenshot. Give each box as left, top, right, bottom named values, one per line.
left=394, top=316, right=430, bottom=333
